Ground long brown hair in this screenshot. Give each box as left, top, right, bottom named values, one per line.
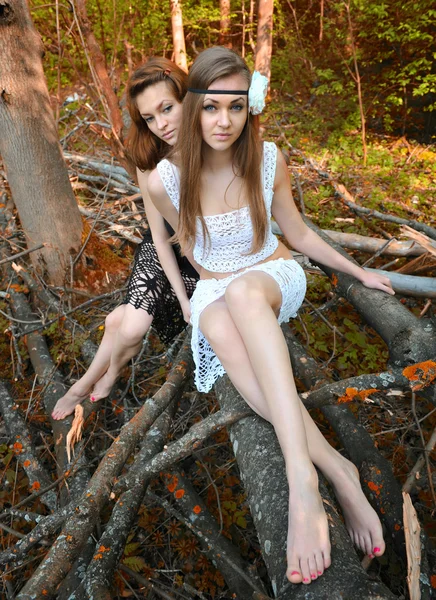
left=125, top=57, right=187, bottom=171
left=176, top=47, right=265, bottom=254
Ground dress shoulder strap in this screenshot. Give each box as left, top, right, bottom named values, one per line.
left=262, top=141, right=278, bottom=192
left=156, top=159, right=180, bottom=211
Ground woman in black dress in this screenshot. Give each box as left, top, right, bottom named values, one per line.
left=52, top=57, right=198, bottom=420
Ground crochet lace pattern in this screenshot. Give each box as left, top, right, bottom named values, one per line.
left=156, top=141, right=279, bottom=273
left=124, top=230, right=198, bottom=344
left=156, top=142, right=307, bottom=392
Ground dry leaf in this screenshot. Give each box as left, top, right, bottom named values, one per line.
left=403, top=491, right=421, bottom=600
left=66, top=404, right=85, bottom=462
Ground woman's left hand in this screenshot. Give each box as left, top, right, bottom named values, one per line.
left=359, top=270, right=395, bottom=295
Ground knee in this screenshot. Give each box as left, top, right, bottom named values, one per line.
left=225, top=277, right=266, bottom=314
left=105, top=306, right=125, bottom=332
left=201, top=316, right=234, bottom=351
left=118, top=314, right=150, bottom=347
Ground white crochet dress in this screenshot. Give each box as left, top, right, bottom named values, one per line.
left=157, top=142, right=307, bottom=392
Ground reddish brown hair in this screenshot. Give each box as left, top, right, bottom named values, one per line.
left=176, top=47, right=265, bottom=254
left=125, top=57, right=187, bottom=171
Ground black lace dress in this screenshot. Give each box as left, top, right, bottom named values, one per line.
left=123, top=221, right=198, bottom=344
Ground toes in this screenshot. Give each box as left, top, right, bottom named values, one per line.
left=300, top=559, right=312, bottom=585
left=315, top=552, right=324, bottom=577
left=373, top=542, right=385, bottom=557
left=287, top=563, right=303, bottom=584
left=308, top=556, right=318, bottom=581
left=323, top=548, right=332, bottom=570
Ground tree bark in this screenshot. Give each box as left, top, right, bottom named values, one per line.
left=254, top=0, right=274, bottom=81
left=0, top=0, right=83, bottom=285
left=219, top=0, right=232, bottom=47
left=170, top=0, right=188, bottom=73
left=214, top=378, right=398, bottom=599
left=73, top=0, right=127, bottom=165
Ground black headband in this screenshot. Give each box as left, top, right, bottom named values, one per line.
left=188, top=88, right=249, bottom=95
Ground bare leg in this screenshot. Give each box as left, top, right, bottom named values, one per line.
left=52, top=305, right=127, bottom=420
left=90, top=304, right=153, bottom=401
left=201, top=297, right=385, bottom=571
left=199, top=273, right=329, bottom=584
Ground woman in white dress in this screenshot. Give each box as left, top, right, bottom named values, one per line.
left=148, top=46, right=394, bottom=585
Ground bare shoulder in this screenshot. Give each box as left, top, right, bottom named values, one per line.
left=147, top=167, right=167, bottom=200
left=273, top=147, right=290, bottom=190
left=136, top=167, right=150, bottom=188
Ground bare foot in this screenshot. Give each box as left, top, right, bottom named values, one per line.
left=52, top=383, right=91, bottom=420
left=90, top=370, right=117, bottom=402
left=286, top=467, right=331, bottom=584
left=330, top=456, right=385, bottom=559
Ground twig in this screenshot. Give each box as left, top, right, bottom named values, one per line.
left=409, top=392, right=436, bottom=507
left=403, top=424, right=436, bottom=494
left=147, top=491, right=265, bottom=596
left=0, top=243, right=45, bottom=266
left=18, top=286, right=127, bottom=336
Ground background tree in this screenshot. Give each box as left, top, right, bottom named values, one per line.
left=170, top=0, right=188, bottom=72
left=219, top=0, right=232, bottom=48
left=0, top=0, right=83, bottom=285
left=254, top=0, right=274, bottom=81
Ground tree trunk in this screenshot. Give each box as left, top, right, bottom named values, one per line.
left=74, top=0, right=126, bottom=164
left=254, top=0, right=274, bottom=81
left=170, top=0, right=188, bottom=73
left=0, top=0, right=83, bottom=285
left=219, top=0, right=232, bottom=48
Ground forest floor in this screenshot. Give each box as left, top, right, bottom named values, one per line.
left=0, top=89, right=435, bottom=599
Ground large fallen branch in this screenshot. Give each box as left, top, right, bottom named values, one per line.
left=214, top=377, right=398, bottom=599
left=271, top=223, right=429, bottom=257
left=76, top=404, right=178, bottom=600
left=303, top=219, right=436, bottom=366
left=158, top=470, right=266, bottom=599
left=9, top=287, right=90, bottom=504
left=283, top=330, right=434, bottom=600
left=113, top=402, right=252, bottom=495
left=0, top=381, right=56, bottom=511
left=322, top=230, right=429, bottom=256
left=16, top=337, right=194, bottom=599
left=300, top=358, right=436, bottom=408
left=365, top=267, right=436, bottom=298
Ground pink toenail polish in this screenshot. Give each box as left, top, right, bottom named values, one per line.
left=303, top=578, right=310, bottom=583
left=290, top=571, right=300, bottom=576
left=318, top=571, right=322, bottom=575
left=373, top=547, right=380, bottom=553
left=311, top=574, right=316, bottom=579
left=91, top=396, right=95, bottom=402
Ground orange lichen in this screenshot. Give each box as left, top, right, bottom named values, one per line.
left=193, top=505, right=202, bottom=514
left=13, top=442, right=23, bottom=453
left=167, top=475, right=178, bottom=493
left=30, top=481, right=41, bottom=491
left=331, top=274, right=338, bottom=287
left=367, top=481, right=382, bottom=496
left=394, top=524, right=401, bottom=531
left=402, top=360, right=436, bottom=391
left=23, top=460, right=31, bottom=468
left=431, top=574, right=436, bottom=589
left=175, top=489, right=185, bottom=499
left=338, top=387, right=378, bottom=404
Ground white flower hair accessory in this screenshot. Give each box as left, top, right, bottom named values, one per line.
left=248, top=71, right=268, bottom=115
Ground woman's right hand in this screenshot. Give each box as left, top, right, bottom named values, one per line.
left=180, top=298, right=192, bottom=324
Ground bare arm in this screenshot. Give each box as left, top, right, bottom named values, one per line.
left=138, top=168, right=197, bottom=323
left=271, top=151, right=394, bottom=295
